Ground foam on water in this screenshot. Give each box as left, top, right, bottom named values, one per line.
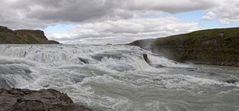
left=0, top=44, right=239, bottom=111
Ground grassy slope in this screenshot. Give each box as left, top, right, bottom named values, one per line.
left=152, top=28, right=239, bottom=66
left=0, top=26, right=59, bottom=44
left=0, top=30, right=24, bottom=43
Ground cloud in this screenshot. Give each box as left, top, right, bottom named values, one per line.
left=0, top=0, right=216, bottom=29
left=123, top=0, right=215, bottom=13
left=1, top=0, right=237, bottom=44
left=203, top=0, right=239, bottom=24
left=46, top=17, right=200, bottom=44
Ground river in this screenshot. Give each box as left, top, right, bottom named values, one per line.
left=0, top=44, right=238, bottom=111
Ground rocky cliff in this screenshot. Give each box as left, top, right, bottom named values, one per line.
left=0, top=88, right=91, bottom=111
left=0, top=26, right=59, bottom=44
left=130, top=28, right=239, bottom=67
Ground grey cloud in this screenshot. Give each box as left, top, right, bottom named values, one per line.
left=203, top=0, right=239, bottom=23
left=26, top=0, right=115, bottom=22
left=123, top=0, right=216, bottom=13
left=0, top=0, right=217, bottom=29
left=0, top=0, right=231, bottom=44
left=26, top=0, right=216, bottom=21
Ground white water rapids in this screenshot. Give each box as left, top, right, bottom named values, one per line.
left=0, top=44, right=239, bottom=111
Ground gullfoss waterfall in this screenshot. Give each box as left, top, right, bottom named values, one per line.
left=0, top=45, right=239, bottom=111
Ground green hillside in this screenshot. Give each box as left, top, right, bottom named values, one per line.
left=151, top=28, right=239, bottom=66
left=0, top=26, right=59, bottom=44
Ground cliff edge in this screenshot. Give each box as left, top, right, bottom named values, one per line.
left=0, top=26, right=59, bottom=44
left=130, top=28, right=239, bottom=67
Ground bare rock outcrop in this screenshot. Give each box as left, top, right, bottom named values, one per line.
left=0, top=88, right=91, bottom=111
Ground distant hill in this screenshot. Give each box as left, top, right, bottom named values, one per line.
left=130, top=28, right=239, bottom=67
left=0, top=26, right=59, bottom=44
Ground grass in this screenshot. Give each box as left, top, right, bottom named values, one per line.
left=152, top=27, right=239, bottom=66
left=0, top=26, right=59, bottom=44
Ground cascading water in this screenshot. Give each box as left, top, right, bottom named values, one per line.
left=0, top=44, right=239, bottom=111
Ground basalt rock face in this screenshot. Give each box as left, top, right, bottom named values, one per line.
left=0, top=25, right=59, bottom=44
left=130, top=28, right=239, bottom=67
left=0, top=88, right=91, bottom=111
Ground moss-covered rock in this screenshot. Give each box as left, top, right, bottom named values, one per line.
left=0, top=26, right=59, bottom=44
left=151, top=28, right=239, bottom=67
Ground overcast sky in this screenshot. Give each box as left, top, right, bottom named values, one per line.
left=1, top=0, right=239, bottom=44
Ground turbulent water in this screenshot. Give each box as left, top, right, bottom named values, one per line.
left=0, top=44, right=239, bottom=111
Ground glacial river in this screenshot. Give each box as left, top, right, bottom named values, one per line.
left=0, top=44, right=239, bottom=111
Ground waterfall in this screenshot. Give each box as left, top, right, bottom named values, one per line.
left=0, top=44, right=238, bottom=111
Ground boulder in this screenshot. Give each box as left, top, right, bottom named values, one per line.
left=0, top=88, right=91, bottom=111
